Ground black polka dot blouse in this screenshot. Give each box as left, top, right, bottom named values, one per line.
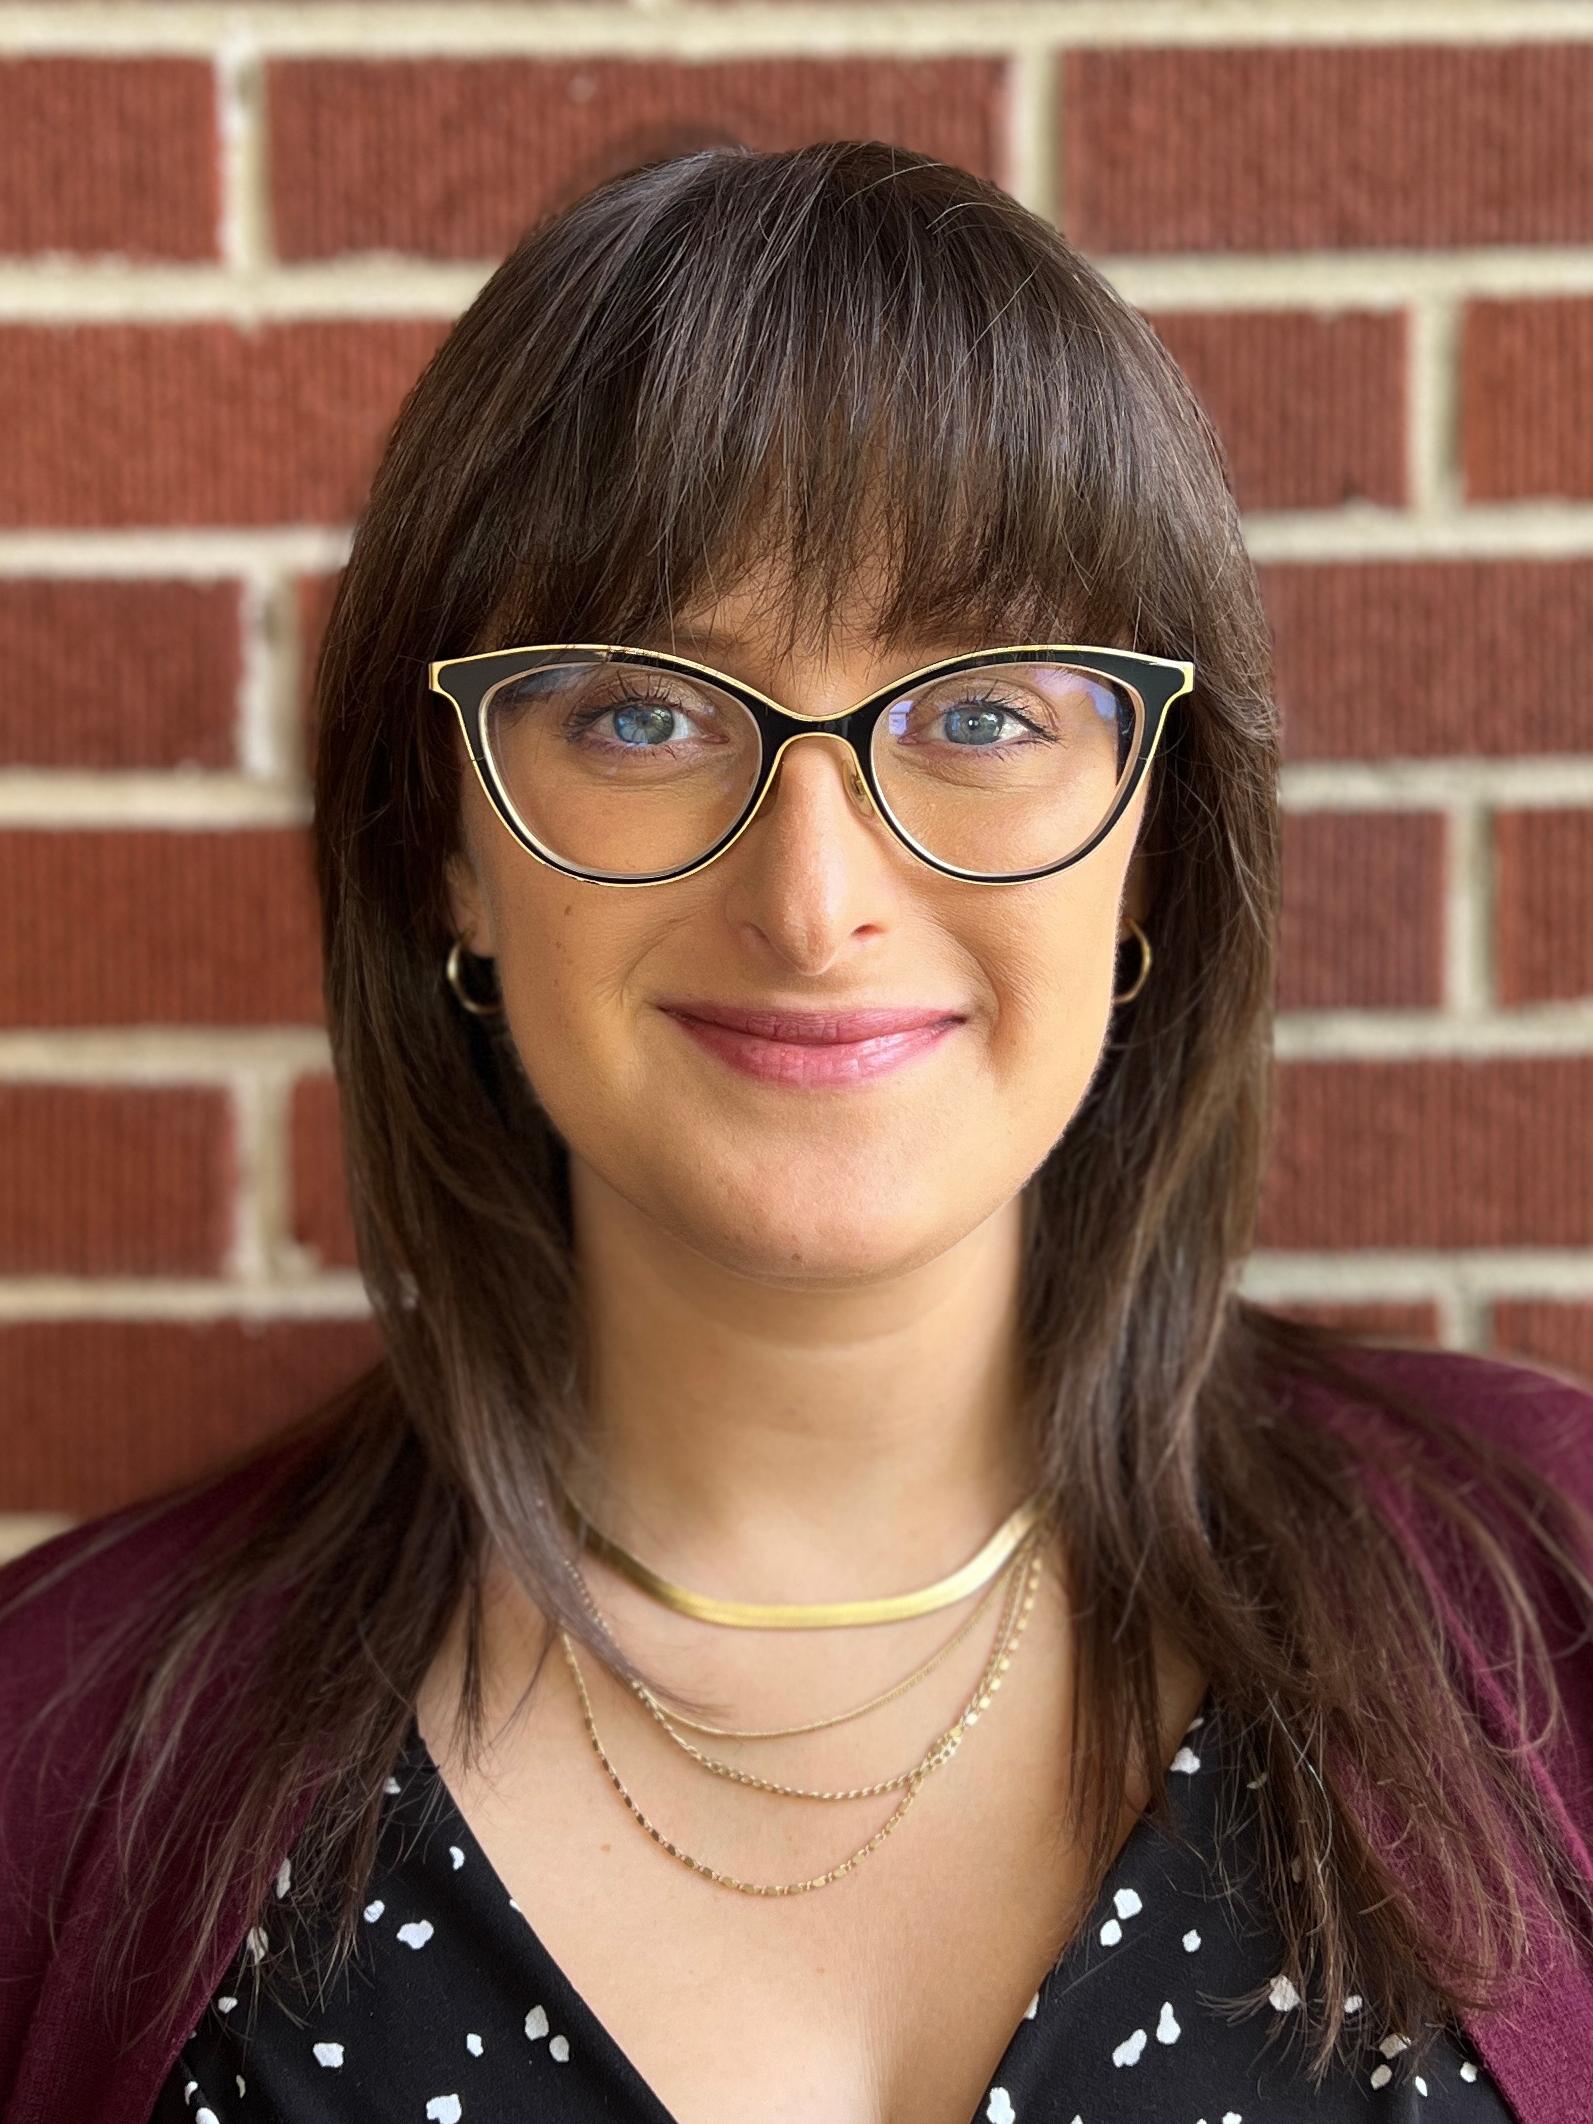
left=149, top=1685, right=1515, bottom=2121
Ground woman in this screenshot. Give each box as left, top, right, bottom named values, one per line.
left=5, top=140, right=1593, bottom=2124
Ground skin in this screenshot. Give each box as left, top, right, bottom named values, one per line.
left=442, top=562, right=1159, bottom=1686
left=431, top=562, right=1204, bottom=2122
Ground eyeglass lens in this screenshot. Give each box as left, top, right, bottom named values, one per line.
left=477, top=656, right=1143, bottom=879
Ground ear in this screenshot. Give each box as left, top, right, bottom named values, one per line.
left=444, top=846, right=495, bottom=956
left=1121, top=845, right=1156, bottom=934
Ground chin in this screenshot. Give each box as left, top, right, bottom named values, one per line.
left=675, top=1159, right=974, bottom=1284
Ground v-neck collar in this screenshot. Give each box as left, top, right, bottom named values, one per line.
left=396, top=1686, right=1219, bottom=2124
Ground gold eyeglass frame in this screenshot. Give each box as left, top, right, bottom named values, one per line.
left=427, top=641, right=1195, bottom=888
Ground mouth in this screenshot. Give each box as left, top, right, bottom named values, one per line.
left=656, top=1002, right=967, bottom=1090
left=657, top=1002, right=965, bottom=1042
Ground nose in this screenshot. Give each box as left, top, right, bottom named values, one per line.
left=755, top=730, right=881, bottom=836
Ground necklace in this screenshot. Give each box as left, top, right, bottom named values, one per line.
left=563, top=1523, right=1022, bottom=1741
left=557, top=1530, right=1046, bottom=1895
left=605, top=1533, right=1036, bottom=1798
left=566, top=1523, right=1038, bottom=1785
left=556, top=1484, right=1048, bottom=1628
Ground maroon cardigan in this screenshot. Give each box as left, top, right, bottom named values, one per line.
left=3, top=1343, right=1593, bottom=2124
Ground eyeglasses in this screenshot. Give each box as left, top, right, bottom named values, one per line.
left=426, top=642, right=1194, bottom=887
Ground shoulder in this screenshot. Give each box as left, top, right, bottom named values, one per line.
left=1277, top=1336, right=1593, bottom=1517
left=0, top=1429, right=318, bottom=1818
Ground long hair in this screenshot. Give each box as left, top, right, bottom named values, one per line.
left=7, top=139, right=1593, bottom=2092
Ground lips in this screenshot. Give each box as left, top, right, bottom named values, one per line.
left=659, top=1004, right=964, bottom=1045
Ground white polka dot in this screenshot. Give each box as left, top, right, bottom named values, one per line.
left=1416, top=2076, right=1427, bottom=2096
left=1344, top=1994, right=1362, bottom=2014
left=384, top=1775, right=402, bottom=1794
left=397, top=1919, right=434, bottom=1949
left=1379, top=2033, right=1412, bottom=2058
left=1371, top=2064, right=1392, bottom=2089
left=1023, top=1989, right=1038, bottom=2019
left=274, top=1857, right=292, bottom=1898
left=550, top=2034, right=570, bottom=2063
left=1113, top=1887, right=1142, bottom=1921
left=525, top=2004, right=549, bottom=2042
left=986, top=2090, right=1015, bottom=2123
left=1182, top=1929, right=1201, bottom=1951
left=1169, top=1745, right=1201, bottom=1773
left=244, top=1925, right=268, bottom=1964
left=1112, top=2028, right=1147, bottom=2067
left=1460, top=2062, right=1478, bottom=2082
left=1156, top=2000, right=1181, bottom=2045
left=362, top=1900, right=384, bottom=1922
left=312, top=2041, right=344, bottom=2068
left=234, top=2078, right=245, bottom=2098
left=195, top=2110, right=219, bottom=2124
left=216, top=1997, right=237, bottom=2015
left=1099, top=1917, right=1122, bottom=1945
left=182, top=2082, right=196, bottom=2100
left=449, top=1844, right=465, bottom=1870
left=1268, top=1974, right=1300, bottom=2012
left=466, top=2031, right=483, bottom=2056
left=425, top=2099, right=461, bottom=2124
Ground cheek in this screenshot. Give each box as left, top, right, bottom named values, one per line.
left=974, top=882, right=1121, bottom=1067
left=487, top=877, right=655, bottom=1093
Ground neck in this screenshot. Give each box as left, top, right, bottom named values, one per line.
left=563, top=1164, right=1038, bottom=1606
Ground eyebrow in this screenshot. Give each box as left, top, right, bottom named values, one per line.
left=645, top=626, right=993, bottom=671
left=650, top=627, right=745, bottom=663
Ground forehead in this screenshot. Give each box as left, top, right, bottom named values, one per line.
left=643, top=550, right=1052, bottom=679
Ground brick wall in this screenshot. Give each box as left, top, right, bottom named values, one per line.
left=4, top=3, right=1592, bottom=1557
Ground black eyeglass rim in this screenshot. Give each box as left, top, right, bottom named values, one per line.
left=426, top=641, right=1195, bottom=887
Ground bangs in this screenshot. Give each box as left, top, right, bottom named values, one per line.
left=472, top=141, right=1181, bottom=666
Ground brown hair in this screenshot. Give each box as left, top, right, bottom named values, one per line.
left=7, top=139, right=1593, bottom=2092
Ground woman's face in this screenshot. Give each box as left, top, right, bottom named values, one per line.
left=445, top=574, right=1156, bottom=1286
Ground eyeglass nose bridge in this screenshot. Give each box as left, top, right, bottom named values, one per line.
left=753, top=725, right=882, bottom=829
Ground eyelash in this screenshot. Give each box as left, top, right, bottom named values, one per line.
left=562, top=681, right=1053, bottom=754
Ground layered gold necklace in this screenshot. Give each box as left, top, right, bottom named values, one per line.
left=554, top=1487, right=1052, bottom=1897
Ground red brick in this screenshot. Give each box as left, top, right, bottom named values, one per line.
left=1063, top=45, right=1593, bottom=253
left=296, top=567, right=343, bottom=778
left=0, top=1084, right=232, bottom=1274
left=0, top=830, right=323, bottom=1027
left=1489, top=1303, right=1593, bottom=1395
left=0, top=1314, right=383, bottom=1514
left=0, top=577, right=242, bottom=768
left=1270, top=1300, right=1442, bottom=1346
left=1147, top=309, right=1406, bottom=511
left=1262, top=558, right=1593, bottom=761
left=0, top=58, right=218, bottom=260
left=290, top=1073, right=356, bottom=1267
left=1259, top=1057, right=1593, bottom=1250
left=266, top=57, right=1008, bottom=260
left=0, top=319, right=448, bottom=528
left=1278, top=811, right=1446, bottom=1011
left=1463, top=298, right=1593, bottom=501
left=1494, top=809, right=1593, bottom=1005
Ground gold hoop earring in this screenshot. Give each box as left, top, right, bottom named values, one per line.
left=445, top=936, right=504, bottom=1017
left=1112, top=915, right=1152, bottom=1005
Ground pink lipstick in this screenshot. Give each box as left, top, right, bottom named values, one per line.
left=658, top=1002, right=965, bottom=1089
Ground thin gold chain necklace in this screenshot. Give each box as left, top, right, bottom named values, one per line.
left=557, top=1533, right=1046, bottom=1895
left=561, top=1519, right=1024, bottom=1741
left=565, top=1524, right=1039, bottom=1791
left=556, top=1485, right=1048, bottom=1628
